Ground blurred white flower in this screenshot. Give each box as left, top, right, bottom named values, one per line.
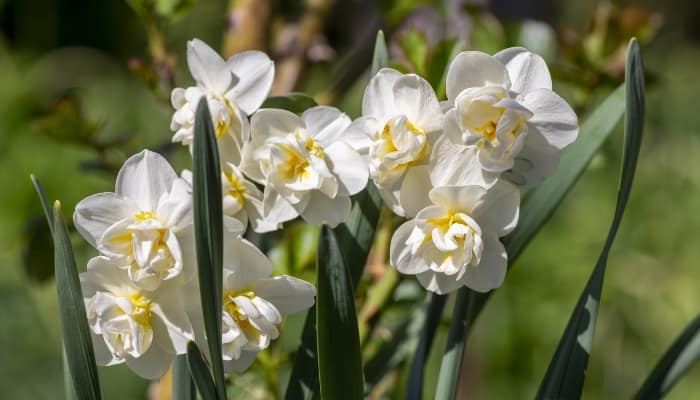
left=240, top=106, right=368, bottom=228
left=343, top=68, right=444, bottom=217
left=170, top=38, right=274, bottom=164
left=444, top=48, right=578, bottom=187
left=81, top=256, right=193, bottom=379
left=390, top=181, right=519, bottom=294
left=74, top=150, right=194, bottom=291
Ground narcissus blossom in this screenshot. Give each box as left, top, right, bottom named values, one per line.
left=74, top=150, right=194, bottom=291
left=444, top=48, right=578, bottom=188
left=240, top=106, right=368, bottom=228
left=170, top=38, right=274, bottom=164
left=81, top=256, right=194, bottom=379
left=344, top=68, right=444, bottom=217
left=390, top=182, right=519, bottom=294
left=189, top=232, right=316, bottom=373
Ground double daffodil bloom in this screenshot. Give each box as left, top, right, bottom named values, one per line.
left=170, top=39, right=274, bottom=164
left=240, top=106, right=368, bottom=228
left=344, top=68, right=444, bottom=217
left=443, top=47, right=578, bottom=188
left=390, top=181, right=519, bottom=294
left=81, top=256, right=194, bottom=379
left=74, top=150, right=194, bottom=291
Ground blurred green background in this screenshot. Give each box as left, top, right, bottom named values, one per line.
left=1, top=0, right=699, bottom=398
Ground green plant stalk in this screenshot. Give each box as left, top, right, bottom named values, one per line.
left=359, top=268, right=400, bottom=346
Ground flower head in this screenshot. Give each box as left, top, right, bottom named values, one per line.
left=171, top=39, right=274, bottom=164
left=81, top=256, right=193, bottom=379
left=390, top=181, right=519, bottom=294
left=241, top=106, right=368, bottom=228
left=74, top=150, right=194, bottom=290
left=444, top=48, right=578, bottom=187
left=344, top=68, right=444, bottom=217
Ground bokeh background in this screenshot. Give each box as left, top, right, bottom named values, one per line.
left=1, top=0, right=699, bottom=398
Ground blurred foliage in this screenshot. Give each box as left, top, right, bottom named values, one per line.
left=2, top=0, right=700, bottom=399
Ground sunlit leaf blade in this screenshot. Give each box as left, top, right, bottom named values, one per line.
left=261, top=93, right=317, bottom=114
left=192, top=98, right=226, bottom=399
left=634, top=314, right=700, bottom=399
left=406, top=293, right=447, bottom=400
left=286, top=31, right=387, bottom=400
left=430, top=48, right=632, bottom=400
left=173, top=354, right=195, bottom=400
left=316, top=226, right=364, bottom=400
left=536, top=38, right=645, bottom=399
left=186, top=342, right=218, bottom=400
left=52, top=201, right=102, bottom=400
left=371, top=30, right=388, bottom=77
left=31, top=174, right=54, bottom=233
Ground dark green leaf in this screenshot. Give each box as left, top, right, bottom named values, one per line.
left=371, top=30, right=389, bottom=77
left=192, top=98, right=226, bottom=400
left=261, top=93, right=317, bottom=114
left=316, top=226, right=363, bottom=400
left=31, top=174, right=54, bottom=233
left=635, top=313, right=700, bottom=399
left=536, top=38, right=645, bottom=399
left=186, top=342, right=218, bottom=400
left=173, top=354, right=195, bottom=400
left=399, top=29, right=429, bottom=75
left=22, top=215, right=55, bottom=283
left=53, top=201, right=102, bottom=400
left=426, top=39, right=465, bottom=100
left=285, top=309, right=319, bottom=400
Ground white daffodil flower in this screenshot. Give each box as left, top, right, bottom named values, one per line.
left=170, top=38, right=274, bottom=164
left=81, top=256, right=194, bottom=379
left=343, top=68, right=444, bottom=217
left=187, top=232, right=316, bottom=373
left=390, top=181, right=519, bottom=294
left=181, top=163, right=274, bottom=234
left=444, top=47, right=578, bottom=188
left=240, top=106, right=369, bottom=228
left=74, top=150, right=194, bottom=291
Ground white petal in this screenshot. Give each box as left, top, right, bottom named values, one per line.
left=301, top=106, right=352, bottom=147
left=325, top=142, right=368, bottom=196
left=494, top=47, right=552, bottom=93
left=472, top=180, right=520, bottom=236
left=429, top=136, right=495, bottom=188
left=254, top=276, right=317, bottom=315
left=116, top=150, right=177, bottom=211
left=377, top=183, right=404, bottom=217
left=250, top=108, right=303, bottom=144
left=125, top=335, right=174, bottom=380
left=74, top=193, right=132, bottom=247
left=446, top=51, right=510, bottom=102
left=223, top=350, right=257, bottom=374
left=416, top=270, right=463, bottom=294
left=226, top=50, right=275, bottom=115
left=299, top=191, right=351, bottom=227
left=362, top=67, right=402, bottom=119
left=392, top=74, right=443, bottom=132
left=399, top=165, right=432, bottom=218
left=223, top=236, right=273, bottom=290
left=507, top=130, right=560, bottom=188
left=429, top=185, right=487, bottom=214
left=187, top=39, right=230, bottom=93
left=521, top=89, right=578, bottom=150
left=390, top=221, right=429, bottom=275
left=262, top=189, right=299, bottom=228
left=341, top=116, right=378, bottom=155
left=461, top=234, right=507, bottom=292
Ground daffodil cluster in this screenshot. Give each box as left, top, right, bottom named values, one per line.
left=72, top=39, right=577, bottom=379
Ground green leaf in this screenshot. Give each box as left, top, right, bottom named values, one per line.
left=186, top=342, right=219, bottom=400
left=399, top=29, right=429, bottom=75
left=52, top=201, right=102, bottom=400
left=31, top=174, right=54, bottom=233
left=536, top=38, right=645, bottom=399
left=425, top=39, right=465, bottom=100
left=285, top=33, right=386, bottom=400
left=261, top=93, right=317, bottom=114
left=635, top=313, right=700, bottom=399
left=192, top=98, right=226, bottom=400
left=430, top=46, right=632, bottom=400
left=371, top=30, right=389, bottom=77
left=316, top=226, right=364, bottom=400
left=22, top=216, right=55, bottom=283
left=405, top=294, right=447, bottom=400
left=173, top=354, right=195, bottom=400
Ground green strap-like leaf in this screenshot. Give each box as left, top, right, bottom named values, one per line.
left=261, top=93, right=317, bottom=114
left=635, top=314, right=700, bottom=399
left=285, top=31, right=387, bottom=400
left=405, top=293, right=447, bottom=400
left=430, top=45, right=634, bottom=400
left=316, top=226, right=364, bottom=400
left=173, top=354, right=196, bottom=400
left=192, top=98, right=226, bottom=399
left=186, top=342, right=219, bottom=400
left=52, top=201, right=102, bottom=400
left=536, top=38, right=645, bottom=399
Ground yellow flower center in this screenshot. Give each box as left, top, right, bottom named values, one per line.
left=225, top=172, right=248, bottom=206
left=126, top=293, right=152, bottom=328
left=134, top=211, right=155, bottom=222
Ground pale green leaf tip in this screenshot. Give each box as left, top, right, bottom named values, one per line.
left=54, top=200, right=62, bottom=210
